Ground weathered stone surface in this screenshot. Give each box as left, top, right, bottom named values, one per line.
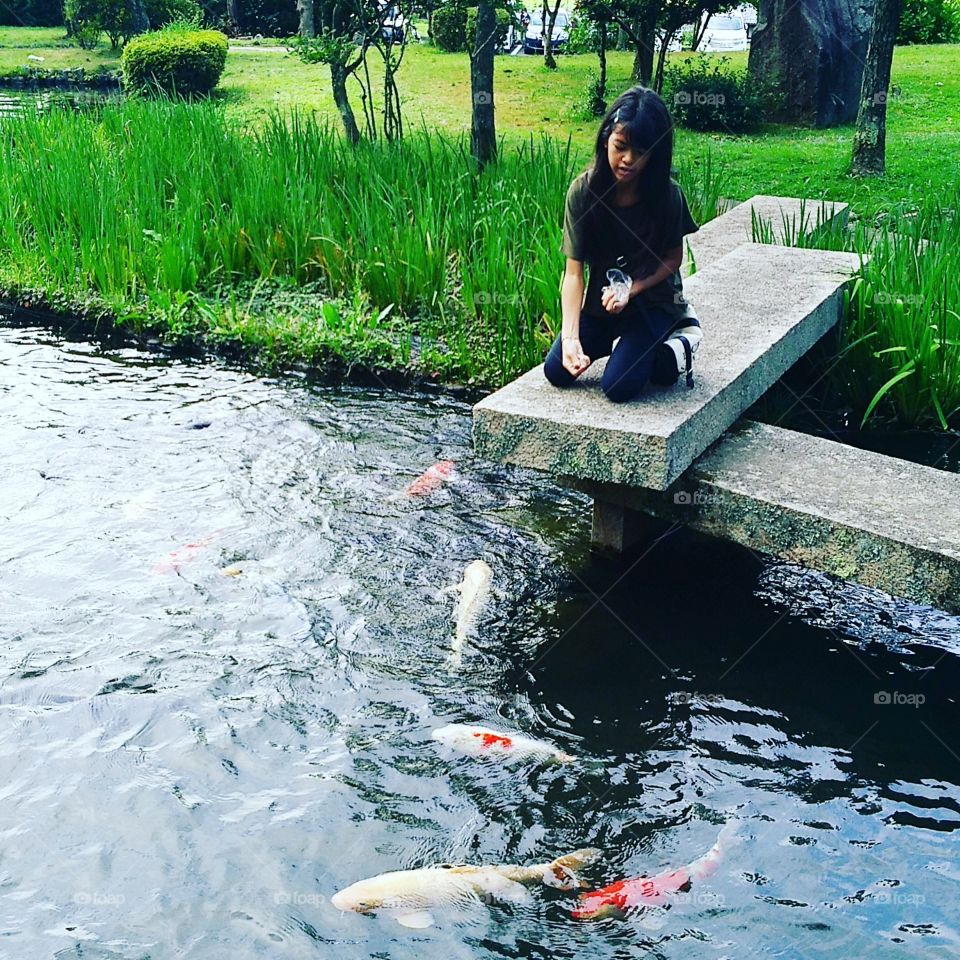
left=473, top=243, right=863, bottom=490
left=571, top=421, right=960, bottom=614
left=748, top=0, right=875, bottom=127
left=683, top=195, right=849, bottom=277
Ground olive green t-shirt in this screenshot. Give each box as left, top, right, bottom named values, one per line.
left=560, top=170, right=699, bottom=325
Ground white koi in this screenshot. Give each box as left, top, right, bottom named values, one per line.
left=331, top=848, right=599, bottom=929
left=447, top=559, right=493, bottom=666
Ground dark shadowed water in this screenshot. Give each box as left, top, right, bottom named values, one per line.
left=1, top=323, right=959, bottom=959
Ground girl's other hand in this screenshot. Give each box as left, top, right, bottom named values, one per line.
left=562, top=337, right=591, bottom=377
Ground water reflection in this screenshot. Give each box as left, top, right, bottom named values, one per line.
left=1, top=322, right=958, bottom=958
left=0, top=87, right=122, bottom=119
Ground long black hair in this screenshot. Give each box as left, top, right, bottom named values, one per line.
left=581, top=86, right=675, bottom=258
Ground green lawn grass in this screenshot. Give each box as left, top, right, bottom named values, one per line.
left=1, top=29, right=957, bottom=222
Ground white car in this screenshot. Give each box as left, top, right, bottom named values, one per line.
left=700, top=12, right=750, bottom=51
left=378, top=1, right=407, bottom=42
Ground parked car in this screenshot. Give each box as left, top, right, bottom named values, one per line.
left=378, top=2, right=407, bottom=43
left=700, top=12, right=750, bottom=51
left=523, top=10, right=571, bottom=54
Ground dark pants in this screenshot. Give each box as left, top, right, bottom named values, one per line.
left=543, top=304, right=679, bottom=403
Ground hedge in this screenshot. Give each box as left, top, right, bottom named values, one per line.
left=121, top=27, right=228, bottom=96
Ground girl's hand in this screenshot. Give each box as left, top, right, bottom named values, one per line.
left=601, top=285, right=629, bottom=314
left=561, top=337, right=591, bottom=377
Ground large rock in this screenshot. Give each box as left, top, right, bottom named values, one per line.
left=748, top=0, right=875, bottom=127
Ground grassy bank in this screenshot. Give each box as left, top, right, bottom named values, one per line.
left=0, top=99, right=957, bottom=426
left=0, top=100, right=727, bottom=386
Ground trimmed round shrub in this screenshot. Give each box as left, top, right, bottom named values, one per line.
left=432, top=3, right=467, bottom=51
left=122, top=27, right=228, bottom=96
left=465, top=6, right=513, bottom=50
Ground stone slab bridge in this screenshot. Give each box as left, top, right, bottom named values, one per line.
left=473, top=196, right=960, bottom=616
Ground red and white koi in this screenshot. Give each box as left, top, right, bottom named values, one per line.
left=572, top=822, right=737, bottom=921
left=431, top=723, right=574, bottom=764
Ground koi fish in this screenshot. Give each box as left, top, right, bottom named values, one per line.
left=151, top=531, right=219, bottom=574
left=431, top=723, right=574, bottom=764
left=572, top=822, right=737, bottom=921
left=331, top=848, right=599, bottom=929
left=447, top=559, right=493, bottom=666
left=403, top=460, right=455, bottom=497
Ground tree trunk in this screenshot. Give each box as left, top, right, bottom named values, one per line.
left=226, top=0, right=241, bottom=35
left=128, top=0, right=150, bottom=35
left=541, top=0, right=554, bottom=69
left=331, top=61, right=361, bottom=145
left=652, top=30, right=670, bottom=92
left=629, top=12, right=656, bottom=83
left=597, top=21, right=607, bottom=101
left=298, top=0, right=316, bottom=38
left=427, top=8, right=433, bottom=39
left=471, top=0, right=497, bottom=168
left=851, top=0, right=901, bottom=176
left=692, top=13, right=710, bottom=51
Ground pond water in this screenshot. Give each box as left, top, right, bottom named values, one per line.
left=1, top=322, right=959, bottom=959
left=0, top=87, right=122, bottom=119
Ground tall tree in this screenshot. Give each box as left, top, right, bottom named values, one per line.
left=575, top=0, right=614, bottom=106
left=470, top=0, right=497, bottom=165
left=597, top=0, right=658, bottom=83
left=226, top=0, right=240, bottom=34
left=298, top=0, right=316, bottom=37
left=541, top=0, right=562, bottom=68
left=128, top=0, right=149, bottom=33
left=851, top=0, right=902, bottom=176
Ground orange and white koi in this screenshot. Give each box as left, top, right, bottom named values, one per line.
left=431, top=723, right=574, bottom=763
left=151, top=530, right=219, bottom=574
left=572, top=822, right=737, bottom=921
left=403, top=460, right=455, bottom=497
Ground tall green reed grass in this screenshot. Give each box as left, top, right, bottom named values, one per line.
left=751, top=193, right=960, bottom=430
left=0, top=98, right=727, bottom=385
